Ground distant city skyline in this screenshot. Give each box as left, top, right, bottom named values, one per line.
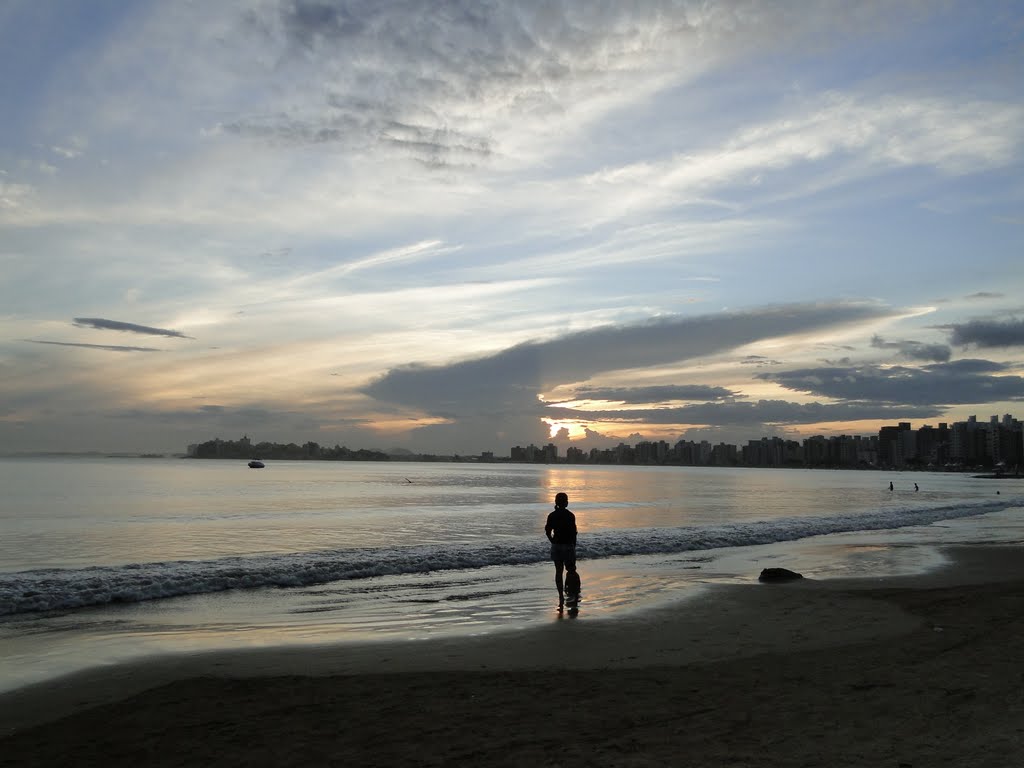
left=2, top=2, right=1023, bottom=455
left=515, top=412, right=1024, bottom=470
left=175, top=411, right=1022, bottom=471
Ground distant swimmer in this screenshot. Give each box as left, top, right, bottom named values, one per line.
left=915, top=483, right=919, bottom=492
left=889, top=482, right=894, bottom=491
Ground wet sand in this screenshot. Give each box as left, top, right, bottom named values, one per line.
left=2, top=545, right=1023, bottom=767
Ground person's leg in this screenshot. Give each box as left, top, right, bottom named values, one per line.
left=554, top=559, right=565, bottom=606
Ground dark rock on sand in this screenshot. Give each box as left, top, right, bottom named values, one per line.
left=759, top=567, right=803, bottom=582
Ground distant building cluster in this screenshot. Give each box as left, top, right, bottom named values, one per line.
left=510, top=414, right=1024, bottom=472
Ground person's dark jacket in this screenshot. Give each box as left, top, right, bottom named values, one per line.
left=545, top=507, right=577, bottom=547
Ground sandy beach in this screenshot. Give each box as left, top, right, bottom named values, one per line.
left=2, top=544, right=1023, bottom=767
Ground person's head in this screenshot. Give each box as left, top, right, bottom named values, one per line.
left=554, top=492, right=568, bottom=509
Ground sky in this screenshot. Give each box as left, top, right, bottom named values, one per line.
left=1, top=0, right=1023, bottom=456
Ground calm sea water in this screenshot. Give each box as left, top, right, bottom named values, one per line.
left=1, top=457, right=1021, bottom=692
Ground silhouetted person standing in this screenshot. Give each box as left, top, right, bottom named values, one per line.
left=545, top=492, right=577, bottom=610
left=889, top=481, right=894, bottom=491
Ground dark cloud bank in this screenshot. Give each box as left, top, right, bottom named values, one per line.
left=947, top=319, right=1024, bottom=348
left=359, top=303, right=1024, bottom=451
left=362, top=302, right=897, bottom=447
left=363, top=302, right=891, bottom=411
left=759, top=360, right=1024, bottom=407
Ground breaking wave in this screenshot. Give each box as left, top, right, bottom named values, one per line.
left=1, top=497, right=1017, bottom=616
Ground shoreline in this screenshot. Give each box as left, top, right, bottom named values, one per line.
left=2, top=544, right=1024, bottom=765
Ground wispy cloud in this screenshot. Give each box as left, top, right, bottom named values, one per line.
left=965, top=292, right=1005, bottom=301
left=546, top=400, right=943, bottom=427
left=286, top=240, right=456, bottom=287
left=565, top=385, right=737, bottom=404
left=580, top=94, right=1024, bottom=220
left=0, top=180, right=34, bottom=211
left=72, top=317, right=194, bottom=339
left=23, top=339, right=162, bottom=353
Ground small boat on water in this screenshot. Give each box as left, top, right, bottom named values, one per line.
left=248, top=459, right=265, bottom=468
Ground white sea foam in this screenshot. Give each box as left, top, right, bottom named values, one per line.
left=0, top=497, right=1016, bottom=616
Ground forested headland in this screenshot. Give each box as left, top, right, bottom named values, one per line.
left=187, top=437, right=389, bottom=461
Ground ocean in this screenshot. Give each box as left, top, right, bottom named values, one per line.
left=1, top=457, right=1021, bottom=693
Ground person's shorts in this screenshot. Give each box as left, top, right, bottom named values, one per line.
left=550, top=543, right=576, bottom=569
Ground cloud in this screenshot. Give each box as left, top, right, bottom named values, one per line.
left=581, top=93, right=1024, bottom=220
left=947, top=318, right=1024, bottom=348
left=759, top=360, right=1024, bottom=406
left=72, top=317, right=194, bottom=339
left=225, top=0, right=601, bottom=167
left=109, top=405, right=279, bottom=428
left=0, top=180, right=34, bottom=210
left=218, top=113, right=496, bottom=172
left=546, top=399, right=942, bottom=427
left=358, top=301, right=897, bottom=451
left=740, top=355, right=783, bottom=366
left=23, top=340, right=162, bottom=353
left=51, top=142, right=84, bottom=159
left=965, top=292, right=1004, bottom=301
left=566, top=385, right=737, bottom=404
left=285, top=240, right=454, bottom=286
left=363, top=302, right=893, bottom=412
left=279, top=0, right=367, bottom=49
left=870, top=334, right=951, bottom=362
left=232, top=1, right=947, bottom=179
